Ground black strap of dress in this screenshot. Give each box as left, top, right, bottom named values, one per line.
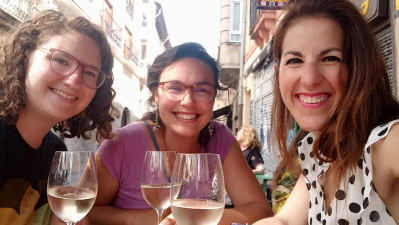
left=143, top=120, right=160, bottom=151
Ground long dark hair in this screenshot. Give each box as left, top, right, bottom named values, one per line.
left=271, top=0, right=399, bottom=189
left=143, top=42, right=227, bottom=146
left=0, top=10, right=118, bottom=141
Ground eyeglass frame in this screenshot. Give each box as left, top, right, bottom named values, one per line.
left=158, top=81, right=217, bottom=102
left=38, top=48, right=109, bottom=89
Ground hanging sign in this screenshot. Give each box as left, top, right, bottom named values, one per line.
left=257, top=0, right=288, bottom=9
left=349, top=0, right=387, bottom=23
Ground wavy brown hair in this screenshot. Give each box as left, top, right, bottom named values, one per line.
left=271, top=0, right=399, bottom=189
left=240, top=125, right=261, bottom=150
left=0, top=10, right=118, bottom=141
left=143, top=42, right=227, bottom=146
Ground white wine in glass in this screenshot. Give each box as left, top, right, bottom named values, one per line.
left=170, top=153, right=225, bottom=225
left=141, top=151, right=176, bottom=224
left=47, top=151, right=97, bottom=225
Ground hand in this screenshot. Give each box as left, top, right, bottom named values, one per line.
left=159, top=213, right=176, bottom=225
left=50, top=213, right=89, bottom=225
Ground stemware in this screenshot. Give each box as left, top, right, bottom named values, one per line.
left=141, top=151, right=176, bottom=224
left=47, top=151, right=97, bottom=225
left=170, top=153, right=225, bottom=225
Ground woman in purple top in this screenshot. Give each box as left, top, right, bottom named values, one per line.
left=88, top=42, right=273, bottom=224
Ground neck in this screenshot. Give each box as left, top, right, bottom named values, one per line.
left=162, top=127, right=200, bottom=154
left=239, top=143, right=249, bottom=151
left=16, top=108, right=58, bottom=149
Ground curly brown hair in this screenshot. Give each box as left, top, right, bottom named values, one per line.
left=0, top=10, right=118, bottom=141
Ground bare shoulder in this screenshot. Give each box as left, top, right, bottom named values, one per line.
left=372, top=121, right=399, bottom=177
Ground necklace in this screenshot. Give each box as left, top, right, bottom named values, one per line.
left=162, top=128, right=200, bottom=153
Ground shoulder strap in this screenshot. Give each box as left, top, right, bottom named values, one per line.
left=143, top=120, right=160, bottom=151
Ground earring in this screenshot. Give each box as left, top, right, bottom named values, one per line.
left=153, top=109, right=161, bottom=132
left=208, top=120, right=214, bottom=138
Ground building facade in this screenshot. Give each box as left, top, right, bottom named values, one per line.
left=216, top=0, right=243, bottom=130
left=0, top=0, right=171, bottom=151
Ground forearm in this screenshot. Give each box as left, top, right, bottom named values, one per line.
left=253, top=164, right=265, bottom=174
left=88, top=205, right=171, bottom=225
left=218, top=202, right=273, bottom=225
left=253, top=215, right=288, bottom=225
left=253, top=168, right=264, bottom=174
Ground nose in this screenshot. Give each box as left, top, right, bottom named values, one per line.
left=63, top=66, right=84, bottom=87
left=180, top=89, right=196, bottom=108
left=300, top=62, right=323, bottom=88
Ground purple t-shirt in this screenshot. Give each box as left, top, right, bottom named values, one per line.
left=98, top=120, right=235, bottom=209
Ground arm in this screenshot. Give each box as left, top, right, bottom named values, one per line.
left=253, top=174, right=309, bottom=225
left=371, top=122, right=399, bottom=223
left=88, top=153, right=170, bottom=225
left=253, top=163, right=265, bottom=174
left=219, top=140, right=273, bottom=225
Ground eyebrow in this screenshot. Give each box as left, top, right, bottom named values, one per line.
left=283, top=47, right=343, bottom=58
left=283, top=51, right=302, bottom=57
left=160, top=80, right=214, bottom=85
left=320, top=47, right=343, bottom=56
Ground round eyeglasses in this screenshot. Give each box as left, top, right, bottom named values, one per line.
left=158, top=81, right=216, bottom=102
left=40, top=48, right=108, bottom=89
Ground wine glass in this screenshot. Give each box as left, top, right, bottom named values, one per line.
left=170, top=153, right=225, bottom=225
left=47, top=151, right=97, bottom=225
left=141, top=151, right=176, bottom=224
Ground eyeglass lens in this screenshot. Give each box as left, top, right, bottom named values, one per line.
left=162, top=82, right=215, bottom=102
left=50, top=51, right=105, bottom=88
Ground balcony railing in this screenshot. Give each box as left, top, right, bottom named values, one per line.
left=126, top=0, right=133, bottom=20
left=100, top=10, right=122, bottom=47
left=124, top=41, right=139, bottom=66
left=0, top=0, right=42, bottom=22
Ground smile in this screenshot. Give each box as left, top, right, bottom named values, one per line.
left=174, top=113, right=199, bottom=120
left=50, top=88, right=77, bottom=100
left=298, top=94, right=329, bottom=104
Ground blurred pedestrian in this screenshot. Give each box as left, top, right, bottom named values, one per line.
left=236, top=125, right=265, bottom=174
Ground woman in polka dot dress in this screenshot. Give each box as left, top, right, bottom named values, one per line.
left=253, top=0, right=399, bottom=224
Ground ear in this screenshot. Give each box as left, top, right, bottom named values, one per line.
left=274, top=63, right=278, bottom=71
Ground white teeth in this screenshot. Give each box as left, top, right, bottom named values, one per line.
left=175, top=113, right=198, bottom=120
left=51, top=88, right=77, bottom=100
left=298, top=95, right=329, bottom=104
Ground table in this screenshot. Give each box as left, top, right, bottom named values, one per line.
left=255, top=173, right=273, bottom=201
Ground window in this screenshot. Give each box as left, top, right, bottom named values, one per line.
left=104, top=0, right=113, bottom=27
left=229, top=0, right=242, bottom=42
left=142, top=14, right=147, bottom=26
left=124, top=28, right=132, bottom=60
left=141, top=43, right=147, bottom=60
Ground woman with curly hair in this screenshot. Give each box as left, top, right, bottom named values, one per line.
left=236, top=125, right=265, bottom=174
left=0, top=10, right=117, bottom=225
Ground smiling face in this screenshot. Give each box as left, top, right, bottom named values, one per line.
left=23, top=31, right=100, bottom=123
left=154, top=58, right=216, bottom=138
left=278, top=17, right=348, bottom=133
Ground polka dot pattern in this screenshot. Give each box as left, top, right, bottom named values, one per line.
left=297, top=120, right=399, bottom=225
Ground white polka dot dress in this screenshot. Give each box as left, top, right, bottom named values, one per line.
left=298, top=119, right=399, bottom=225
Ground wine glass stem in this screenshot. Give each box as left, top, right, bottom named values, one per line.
left=156, top=209, right=164, bottom=225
